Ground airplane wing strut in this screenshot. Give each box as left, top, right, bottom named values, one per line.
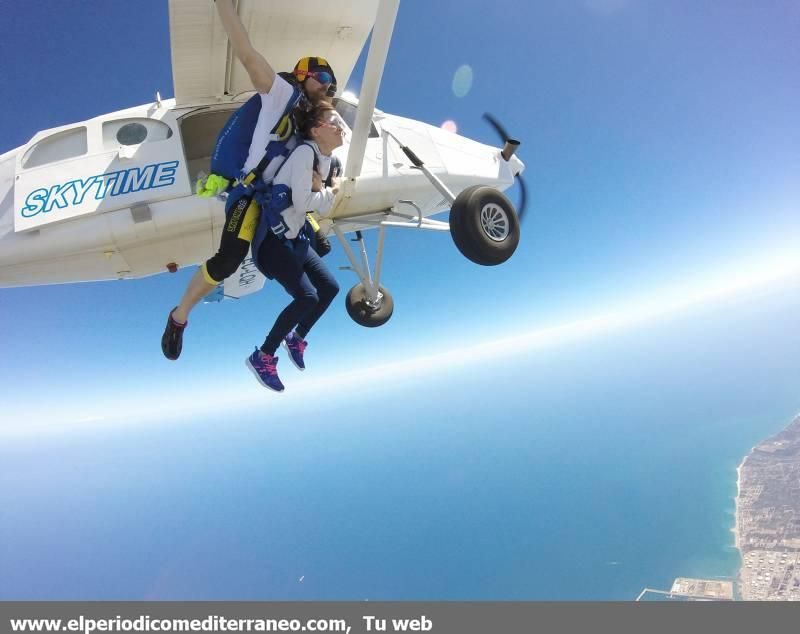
left=344, top=0, right=400, bottom=179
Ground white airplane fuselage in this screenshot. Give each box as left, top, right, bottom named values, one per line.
left=0, top=95, right=523, bottom=288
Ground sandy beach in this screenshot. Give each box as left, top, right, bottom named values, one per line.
left=732, top=447, right=755, bottom=600
left=731, top=449, right=752, bottom=555
left=732, top=450, right=751, bottom=552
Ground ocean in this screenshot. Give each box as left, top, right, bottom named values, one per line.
left=2, top=284, right=799, bottom=600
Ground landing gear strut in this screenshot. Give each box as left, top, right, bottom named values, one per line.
left=329, top=131, right=521, bottom=327
left=384, top=129, right=520, bottom=265
left=332, top=227, right=394, bottom=328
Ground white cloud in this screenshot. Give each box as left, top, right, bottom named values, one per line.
left=3, top=250, right=799, bottom=438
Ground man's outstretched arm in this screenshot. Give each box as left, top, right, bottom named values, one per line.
left=215, top=0, right=276, bottom=93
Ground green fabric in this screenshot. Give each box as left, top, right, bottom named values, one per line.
left=196, top=173, right=231, bottom=198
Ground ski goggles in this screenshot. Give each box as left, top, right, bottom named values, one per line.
left=306, top=70, right=334, bottom=86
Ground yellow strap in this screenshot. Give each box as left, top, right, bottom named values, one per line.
left=306, top=213, right=321, bottom=232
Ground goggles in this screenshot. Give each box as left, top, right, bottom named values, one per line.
left=317, top=120, right=343, bottom=132
left=316, top=112, right=347, bottom=132
left=306, top=70, right=334, bottom=86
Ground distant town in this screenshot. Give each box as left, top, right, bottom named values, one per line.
left=638, top=414, right=800, bottom=601
left=735, top=415, right=800, bottom=600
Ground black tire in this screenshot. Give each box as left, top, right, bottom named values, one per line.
left=345, top=283, right=394, bottom=328
left=449, top=185, right=520, bottom=266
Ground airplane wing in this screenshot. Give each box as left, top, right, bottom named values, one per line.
left=168, top=0, right=380, bottom=105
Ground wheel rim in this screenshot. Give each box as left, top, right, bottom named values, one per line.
left=364, top=290, right=384, bottom=311
left=480, top=203, right=510, bottom=242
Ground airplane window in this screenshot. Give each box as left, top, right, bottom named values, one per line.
left=333, top=99, right=379, bottom=138
left=21, top=127, right=88, bottom=169
left=102, top=118, right=173, bottom=149
left=117, top=123, right=148, bottom=145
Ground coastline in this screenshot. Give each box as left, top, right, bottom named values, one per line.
left=732, top=449, right=753, bottom=549
left=732, top=447, right=753, bottom=599
left=731, top=413, right=800, bottom=600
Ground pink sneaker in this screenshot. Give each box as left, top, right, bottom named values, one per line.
left=282, top=333, right=308, bottom=371
left=245, top=348, right=285, bottom=392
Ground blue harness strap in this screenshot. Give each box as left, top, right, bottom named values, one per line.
left=237, top=84, right=303, bottom=188
left=209, top=80, right=303, bottom=185
left=251, top=142, right=321, bottom=276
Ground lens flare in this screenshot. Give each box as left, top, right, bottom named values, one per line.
left=441, top=120, right=458, bottom=133
left=452, top=65, right=473, bottom=98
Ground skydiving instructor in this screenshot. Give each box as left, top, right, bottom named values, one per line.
left=161, top=0, right=337, bottom=360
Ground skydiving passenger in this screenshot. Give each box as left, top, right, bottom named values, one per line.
left=245, top=102, right=345, bottom=392
left=161, top=0, right=337, bottom=361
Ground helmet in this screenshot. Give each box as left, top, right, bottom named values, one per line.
left=293, top=56, right=337, bottom=95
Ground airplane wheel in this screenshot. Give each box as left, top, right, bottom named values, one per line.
left=345, top=283, right=394, bottom=328
left=449, top=185, right=520, bottom=266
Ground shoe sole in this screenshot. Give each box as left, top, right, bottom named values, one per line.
left=161, top=335, right=180, bottom=361
left=245, top=358, right=285, bottom=392
left=161, top=308, right=184, bottom=361
left=281, top=340, right=306, bottom=371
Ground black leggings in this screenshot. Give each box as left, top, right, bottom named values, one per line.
left=202, top=186, right=260, bottom=284
left=258, top=233, right=340, bottom=355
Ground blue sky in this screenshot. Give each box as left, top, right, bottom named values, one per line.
left=1, top=0, right=799, bottom=432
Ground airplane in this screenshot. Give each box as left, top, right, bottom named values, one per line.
left=0, top=0, right=526, bottom=328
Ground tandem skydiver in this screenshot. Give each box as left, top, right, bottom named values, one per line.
left=245, top=101, right=345, bottom=391
left=161, top=0, right=338, bottom=361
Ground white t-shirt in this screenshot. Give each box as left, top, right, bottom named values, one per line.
left=240, top=74, right=297, bottom=175
left=273, top=141, right=335, bottom=240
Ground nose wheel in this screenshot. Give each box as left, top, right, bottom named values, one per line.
left=449, top=185, right=520, bottom=265
left=345, top=283, right=394, bottom=328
